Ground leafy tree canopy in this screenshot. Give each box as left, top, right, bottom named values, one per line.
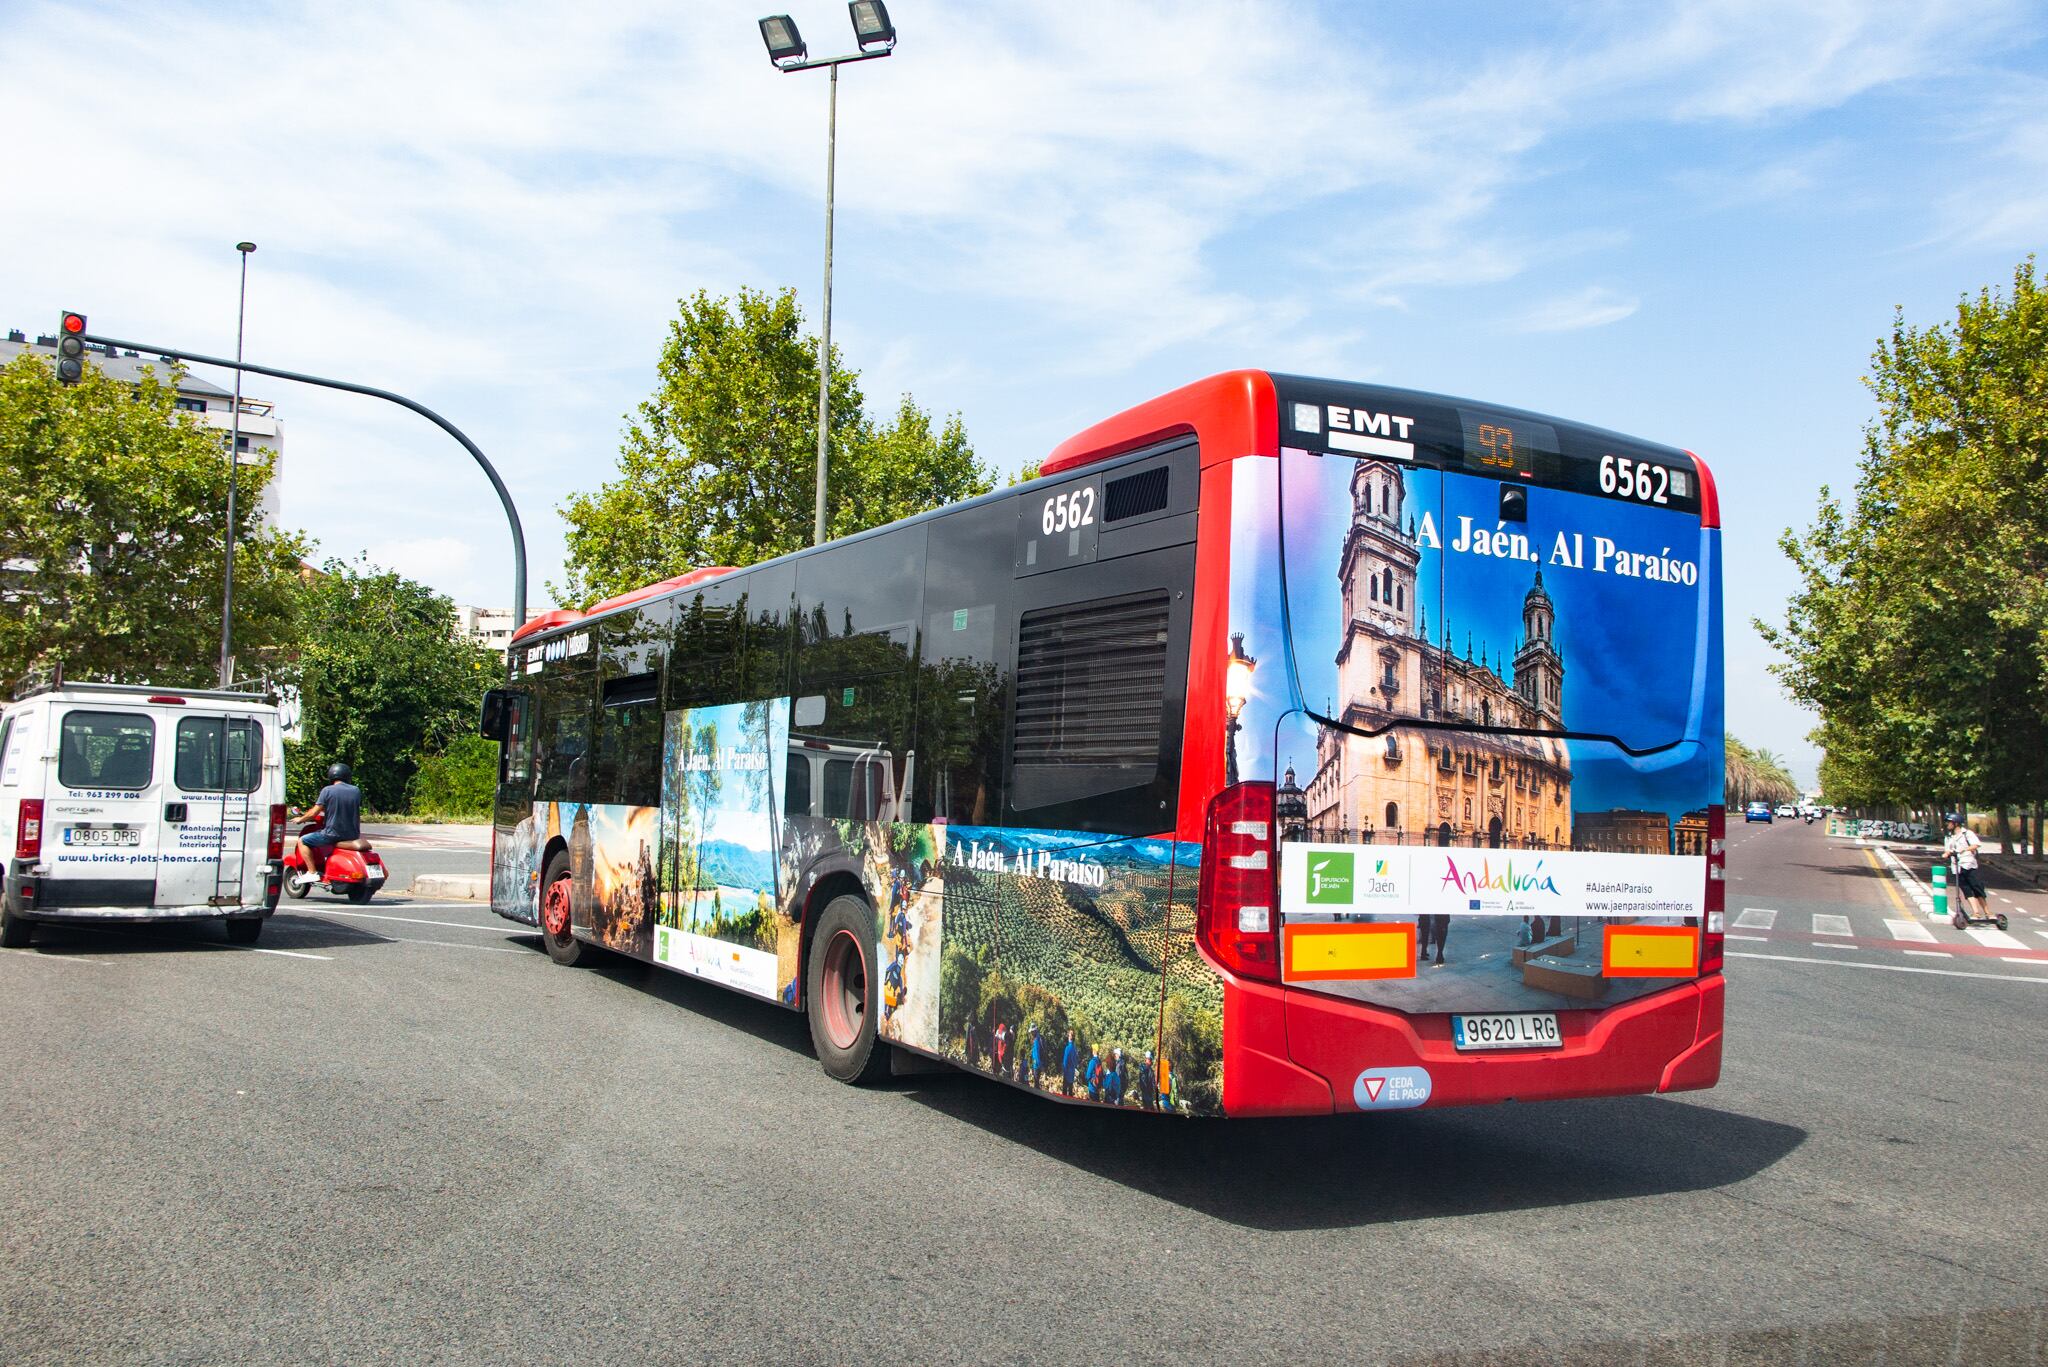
left=288, top=557, right=495, bottom=811
left=0, top=353, right=306, bottom=691
left=554, top=287, right=993, bottom=606
left=1763, top=258, right=2048, bottom=812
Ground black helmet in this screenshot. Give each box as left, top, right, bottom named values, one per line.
left=328, top=762, right=353, bottom=783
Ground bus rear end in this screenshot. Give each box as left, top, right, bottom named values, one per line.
left=1168, top=374, right=1723, bottom=1115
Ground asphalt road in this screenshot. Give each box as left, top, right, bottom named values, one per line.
left=3, top=824, right=2044, bottom=1365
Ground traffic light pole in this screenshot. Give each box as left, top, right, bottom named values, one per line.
left=80, top=332, right=529, bottom=629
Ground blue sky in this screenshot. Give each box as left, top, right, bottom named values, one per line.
left=4, top=0, right=2046, bottom=787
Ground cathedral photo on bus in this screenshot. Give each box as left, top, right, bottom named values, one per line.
left=1238, top=445, right=1717, bottom=1013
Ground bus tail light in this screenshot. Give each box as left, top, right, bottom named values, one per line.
left=266, top=805, right=287, bottom=860
left=1701, top=803, right=1726, bottom=974
left=1198, top=781, right=1279, bottom=982
left=16, top=799, right=42, bottom=859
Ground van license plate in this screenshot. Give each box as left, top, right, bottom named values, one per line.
left=63, top=826, right=140, bottom=847
left=1451, top=1012, right=1561, bottom=1051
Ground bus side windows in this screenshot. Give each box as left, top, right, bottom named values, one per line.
left=536, top=713, right=590, bottom=804
left=594, top=672, right=660, bottom=807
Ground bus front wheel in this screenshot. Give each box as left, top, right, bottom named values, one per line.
left=806, top=895, right=890, bottom=1085
left=540, top=851, right=585, bottom=967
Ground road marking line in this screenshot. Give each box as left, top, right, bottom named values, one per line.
left=1814, top=942, right=1858, bottom=950
left=390, top=937, right=526, bottom=954
left=1904, top=950, right=1949, bottom=957
left=300, top=909, right=513, bottom=934
left=1727, top=951, right=2048, bottom=984
left=251, top=947, right=332, bottom=961
left=1812, top=913, right=1853, bottom=936
left=1735, top=908, right=1778, bottom=929
left=1728, top=933, right=1768, bottom=941
left=1886, top=918, right=1937, bottom=943
left=1965, top=926, right=2027, bottom=951
left=1865, top=848, right=1914, bottom=916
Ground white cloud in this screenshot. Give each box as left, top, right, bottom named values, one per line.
left=1508, top=286, right=1641, bottom=334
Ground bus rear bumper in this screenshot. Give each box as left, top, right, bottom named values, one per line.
left=1222, top=973, right=1723, bottom=1117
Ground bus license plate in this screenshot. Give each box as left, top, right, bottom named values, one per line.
left=1451, top=1012, right=1561, bottom=1051
left=63, top=826, right=140, bottom=847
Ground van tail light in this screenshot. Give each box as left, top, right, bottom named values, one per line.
left=16, top=799, right=42, bottom=859
left=1197, top=781, right=1279, bottom=982
left=1701, top=803, right=1726, bottom=974
left=266, top=804, right=287, bottom=860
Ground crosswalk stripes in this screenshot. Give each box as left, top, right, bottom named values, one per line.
left=1964, top=925, right=2027, bottom=951
left=1735, top=903, right=2048, bottom=965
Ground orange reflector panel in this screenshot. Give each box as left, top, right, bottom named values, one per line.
left=1602, top=924, right=1699, bottom=977
left=1282, top=922, right=1415, bottom=981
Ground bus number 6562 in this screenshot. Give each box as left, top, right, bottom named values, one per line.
left=1042, top=487, right=1097, bottom=535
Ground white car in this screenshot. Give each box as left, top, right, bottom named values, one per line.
left=0, top=677, right=286, bottom=947
left=1775, top=804, right=1797, bottom=818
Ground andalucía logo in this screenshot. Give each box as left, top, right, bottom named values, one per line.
left=1307, top=852, right=1354, bottom=904
left=1437, top=856, right=1561, bottom=897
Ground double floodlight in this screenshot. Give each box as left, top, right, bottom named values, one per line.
left=759, top=2, right=895, bottom=70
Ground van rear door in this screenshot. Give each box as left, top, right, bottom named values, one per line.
left=46, top=706, right=161, bottom=911
left=159, top=713, right=265, bottom=909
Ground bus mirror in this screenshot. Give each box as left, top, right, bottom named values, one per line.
left=794, top=695, right=826, bottom=727
left=479, top=689, right=513, bottom=742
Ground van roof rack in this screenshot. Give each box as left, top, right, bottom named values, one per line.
left=8, top=670, right=273, bottom=705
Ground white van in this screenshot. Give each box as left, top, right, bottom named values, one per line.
left=0, top=679, right=287, bottom=947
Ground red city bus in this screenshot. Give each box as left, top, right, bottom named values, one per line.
left=484, top=370, right=1724, bottom=1116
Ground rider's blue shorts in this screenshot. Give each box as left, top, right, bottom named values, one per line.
left=302, top=831, right=342, bottom=850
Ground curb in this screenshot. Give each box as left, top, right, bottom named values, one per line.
left=410, top=874, right=489, bottom=901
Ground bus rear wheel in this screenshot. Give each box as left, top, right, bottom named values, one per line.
left=806, top=895, right=890, bottom=1084
left=540, top=851, right=585, bottom=966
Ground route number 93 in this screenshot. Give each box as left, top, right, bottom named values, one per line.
left=1598, top=454, right=1671, bottom=505
left=1041, top=487, right=1097, bottom=535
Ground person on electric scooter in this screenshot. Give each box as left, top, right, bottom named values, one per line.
left=292, top=762, right=363, bottom=889
left=1943, top=812, right=1992, bottom=922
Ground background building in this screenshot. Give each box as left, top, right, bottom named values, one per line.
left=2, top=328, right=284, bottom=525
left=452, top=604, right=515, bottom=654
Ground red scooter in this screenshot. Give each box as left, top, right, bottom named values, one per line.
left=281, top=819, right=388, bottom=903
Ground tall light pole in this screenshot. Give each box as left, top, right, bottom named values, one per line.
left=220, top=240, right=256, bottom=687
left=758, top=3, right=897, bottom=545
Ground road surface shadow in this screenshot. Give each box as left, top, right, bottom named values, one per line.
left=23, top=913, right=389, bottom=955
left=899, top=1074, right=1807, bottom=1231
left=557, top=944, right=1804, bottom=1232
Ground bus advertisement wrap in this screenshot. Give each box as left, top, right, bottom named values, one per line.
left=1231, top=428, right=1720, bottom=1013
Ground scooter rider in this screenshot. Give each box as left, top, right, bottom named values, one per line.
left=1943, top=813, right=1992, bottom=921
left=292, top=763, right=363, bottom=888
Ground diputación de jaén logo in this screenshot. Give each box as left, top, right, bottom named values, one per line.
left=1306, top=851, right=1353, bottom=904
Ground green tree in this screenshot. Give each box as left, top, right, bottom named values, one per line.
left=555, top=287, right=992, bottom=605
left=0, top=353, right=306, bottom=691
left=290, top=558, right=495, bottom=812
left=1763, top=258, right=2048, bottom=820
left=405, top=733, right=500, bottom=820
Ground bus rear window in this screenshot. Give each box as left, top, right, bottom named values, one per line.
left=60, top=711, right=156, bottom=790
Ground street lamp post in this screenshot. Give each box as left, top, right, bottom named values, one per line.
left=1224, top=630, right=1257, bottom=786
left=758, top=3, right=897, bottom=546
left=220, top=241, right=256, bottom=688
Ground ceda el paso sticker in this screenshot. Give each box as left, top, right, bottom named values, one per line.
left=1353, top=1066, right=1432, bottom=1110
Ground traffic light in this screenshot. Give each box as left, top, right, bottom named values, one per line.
left=55, top=311, right=88, bottom=385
